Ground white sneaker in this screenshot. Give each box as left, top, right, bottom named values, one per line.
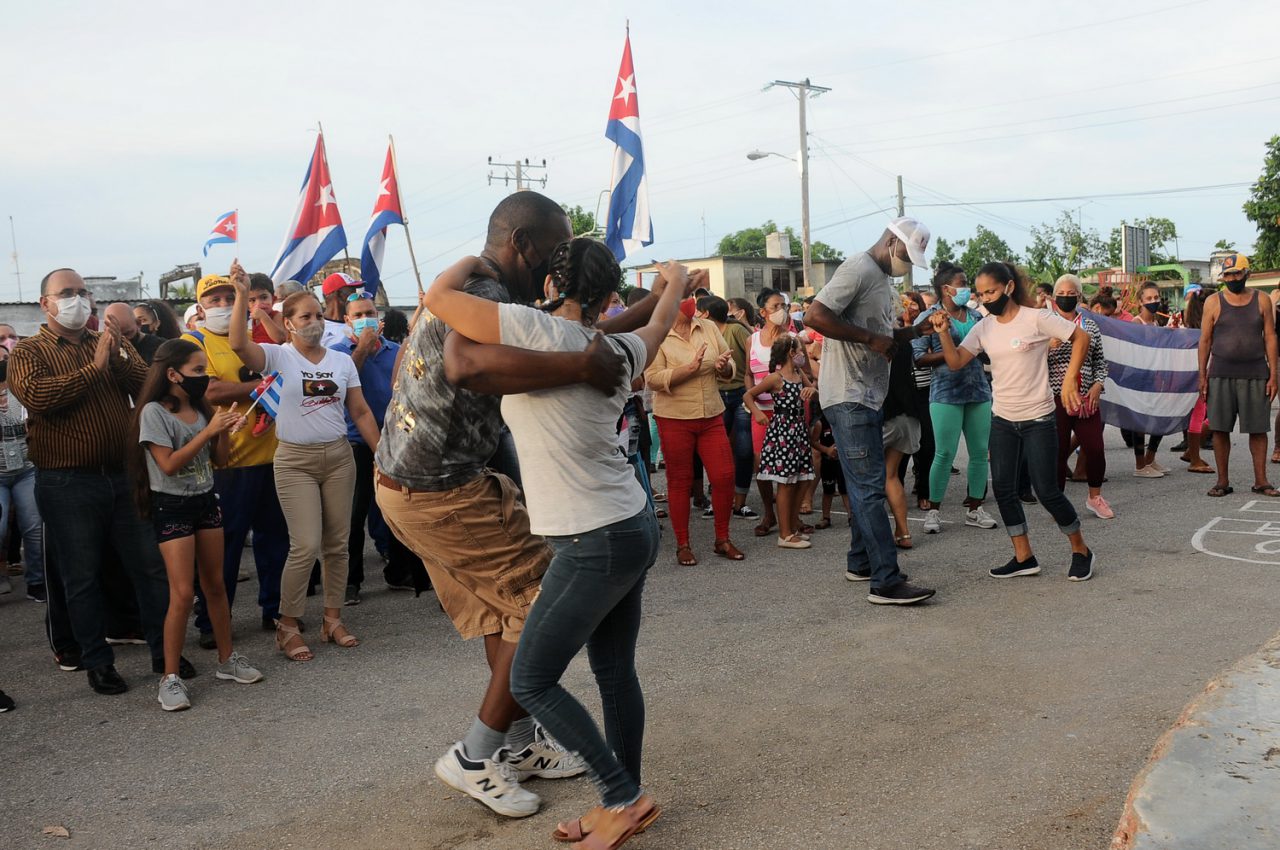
left=923, top=509, right=942, bottom=534
left=502, top=726, right=588, bottom=780
left=1133, top=466, right=1164, bottom=478
left=434, top=742, right=540, bottom=818
left=965, top=506, right=998, bottom=529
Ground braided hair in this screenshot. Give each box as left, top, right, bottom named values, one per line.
left=767, top=333, right=797, bottom=374
left=543, top=237, right=622, bottom=323
left=931, top=261, right=964, bottom=300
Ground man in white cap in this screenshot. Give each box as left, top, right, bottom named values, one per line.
left=805, top=217, right=937, bottom=606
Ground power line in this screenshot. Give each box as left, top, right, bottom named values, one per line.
left=907, top=182, right=1253, bottom=207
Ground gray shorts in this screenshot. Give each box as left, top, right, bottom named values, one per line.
left=883, top=413, right=921, bottom=455
left=1207, top=377, right=1271, bottom=434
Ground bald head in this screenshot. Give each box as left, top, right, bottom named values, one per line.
left=105, top=303, right=138, bottom=338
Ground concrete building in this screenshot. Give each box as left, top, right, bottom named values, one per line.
left=629, top=255, right=844, bottom=303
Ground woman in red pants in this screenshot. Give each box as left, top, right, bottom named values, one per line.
left=645, top=297, right=745, bottom=566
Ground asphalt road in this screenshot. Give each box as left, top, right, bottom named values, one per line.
left=4, top=429, right=1280, bottom=850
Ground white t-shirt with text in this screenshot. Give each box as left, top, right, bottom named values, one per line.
left=497, top=303, right=648, bottom=537
left=260, top=343, right=361, bottom=445
left=959, top=306, right=1076, bottom=422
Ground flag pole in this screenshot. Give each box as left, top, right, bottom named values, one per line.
left=389, top=134, right=426, bottom=294
left=317, top=121, right=354, bottom=273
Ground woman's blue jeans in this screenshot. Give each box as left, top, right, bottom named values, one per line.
left=509, top=508, right=659, bottom=807
left=0, top=466, right=42, bottom=586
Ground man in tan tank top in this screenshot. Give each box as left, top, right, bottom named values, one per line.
left=1197, top=253, right=1279, bottom=497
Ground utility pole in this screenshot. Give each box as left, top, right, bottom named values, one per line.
left=8, top=216, right=21, bottom=300
left=896, top=175, right=912, bottom=289
left=488, top=157, right=548, bottom=193
left=766, top=78, right=830, bottom=294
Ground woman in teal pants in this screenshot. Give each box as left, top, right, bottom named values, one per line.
left=911, top=262, right=998, bottom=534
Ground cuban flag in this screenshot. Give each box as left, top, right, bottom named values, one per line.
left=248, top=372, right=282, bottom=419
left=604, top=32, right=653, bottom=262
left=270, top=134, right=347, bottom=285
left=1092, top=312, right=1199, bottom=435
left=203, top=210, right=237, bottom=257
left=359, top=145, right=404, bottom=299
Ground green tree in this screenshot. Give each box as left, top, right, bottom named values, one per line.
left=1026, top=212, right=1107, bottom=283
left=1243, top=135, right=1280, bottom=270
left=716, top=221, right=843, bottom=261
left=171, top=283, right=194, bottom=300
left=562, top=204, right=599, bottom=238
left=931, top=237, right=957, bottom=270
left=1106, top=216, right=1180, bottom=267
left=1214, top=239, right=1237, bottom=252
left=954, top=225, right=1018, bottom=281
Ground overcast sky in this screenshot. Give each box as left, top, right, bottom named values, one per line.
left=4, top=0, right=1278, bottom=303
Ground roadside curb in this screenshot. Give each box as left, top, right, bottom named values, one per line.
left=1111, top=631, right=1280, bottom=849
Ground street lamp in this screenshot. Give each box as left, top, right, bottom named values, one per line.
left=747, top=149, right=808, bottom=296
left=746, top=150, right=794, bottom=162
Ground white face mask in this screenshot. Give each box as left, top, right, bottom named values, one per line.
left=202, top=305, right=233, bottom=335
left=768, top=308, right=788, bottom=327
left=889, top=253, right=913, bottom=277
left=53, top=294, right=91, bottom=331
left=289, top=320, right=324, bottom=346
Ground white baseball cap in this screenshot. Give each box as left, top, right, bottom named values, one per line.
left=183, top=303, right=202, bottom=326
left=887, top=217, right=931, bottom=268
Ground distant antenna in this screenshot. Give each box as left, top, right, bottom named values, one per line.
left=8, top=216, right=21, bottom=301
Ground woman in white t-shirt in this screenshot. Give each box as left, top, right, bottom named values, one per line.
left=423, top=242, right=685, bottom=849
left=227, top=263, right=381, bottom=662
left=929, top=261, right=1098, bottom=582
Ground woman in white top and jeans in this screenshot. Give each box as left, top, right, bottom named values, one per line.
left=425, top=242, right=685, bottom=850
left=226, top=263, right=381, bottom=661
left=930, top=261, right=1098, bottom=582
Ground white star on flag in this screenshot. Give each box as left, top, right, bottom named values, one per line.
left=614, top=74, right=635, bottom=106
left=377, top=178, right=391, bottom=198
left=222, top=220, right=236, bottom=233
left=315, top=183, right=337, bottom=214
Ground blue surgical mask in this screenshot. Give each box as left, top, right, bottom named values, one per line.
left=952, top=287, right=971, bottom=306
left=605, top=305, right=625, bottom=318
left=352, top=317, right=379, bottom=337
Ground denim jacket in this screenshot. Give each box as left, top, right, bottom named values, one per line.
left=911, top=305, right=993, bottom=406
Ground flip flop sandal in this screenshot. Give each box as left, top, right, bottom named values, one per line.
left=895, top=534, right=913, bottom=550
left=798, top=523, right=815, bottom=535
left=675, top=546, right=698, bottom=566
left=1187, top=464, right=1214, bottom=474
left=753, top=522, right=776, bottom=537
left=569, top=797, right=661, bottom=850
left=1207, top=485, right=1234, bottom=497
left=654, top=508, right=668, bottom=519
left=1251, top=485, right=1280, bottom=497
left=814, top=517, right=832, bottom=530
left=1272, top=449, right=1280, bottom=464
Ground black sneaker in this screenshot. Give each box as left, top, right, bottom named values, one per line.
left=198, top=631, right=218, bottom=650
left=344, top=585, right=361, bottom=606
left=26, top=583, right=47, bottom=603
left=990, top=555, right=1040, bottom=578
left=152, top=655, right=197, bottom=680
left=732, top=505, right=759, bottom=519
left=87, top=664, right=128, bottom=695
left=867, top=581, right=935, bottom=605
left=1019, top=492, right=1038, bottom=505
left=0, top=689, right=14, bottom=712
left=386, top=579, right=415, bottom=592
left=701, top=506, right=715, bottom=519
left=1068, top=549, right=1095, bottom=582
left=846, top=569, right=909, bottom=583
left=1169, top=440, right=1188, bottom=453
left=55, top=651, right=83, bottom=672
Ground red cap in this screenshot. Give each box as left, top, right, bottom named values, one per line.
left=321, top=272, right=357, bottom=297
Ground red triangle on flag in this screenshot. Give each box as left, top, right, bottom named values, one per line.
left=291, top=135, right=344, bottom=240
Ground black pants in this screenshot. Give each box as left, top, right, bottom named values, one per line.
left=910, top=386, right=936, bottom=501
left=348, top=442, right=430, bottom=593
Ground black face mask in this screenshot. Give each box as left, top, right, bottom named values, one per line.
left=986, top=289, right=1012, bottom=316
left=0, top=360, right=7, bottom=383
left=1055, top=296, right=1079, bottom=313
left=1143, top=300, right=1162, bottom=313
left=1224, top=278, right=1247, bottom=294
left=179, top=373, right=209, bottom=403
left=523, top=248, right=551, bottom=302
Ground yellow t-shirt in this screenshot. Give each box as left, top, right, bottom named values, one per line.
left=181, top=329, right=278, bottom=468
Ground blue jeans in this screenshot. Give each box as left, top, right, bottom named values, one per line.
left=989, top=415, right=1081, bottom=538
left=34, top=468, right=169, bottom=670
left=720, top=387, right=754, bottom=495
left=0, top=466, right=42, bottom=586
left=823, top=402, right=906, bottom=590
left=510, top=508, right=659, bottom=807
left=197, top=465, right=288, bottom=631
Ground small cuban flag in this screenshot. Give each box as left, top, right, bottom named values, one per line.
left=604, top=28, right=653, bottom=262
left=203, top=210, right=238, bottom=257
left=360, top=144, right=405, bottom=299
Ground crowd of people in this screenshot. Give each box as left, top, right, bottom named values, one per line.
left=0, top=190, right=1274, bottom=850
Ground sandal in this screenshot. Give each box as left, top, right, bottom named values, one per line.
left=895, top=534, right=913, bottom=550
left=321, top=616, right=359, bottom=647
left=652, top=492, right=667, bottom=503
left=815, top=517, right=832, bottom=530
left=654, top=508, right=668, bottom=519
left=1251, top=484, right=1280, bottom=497
left=798, top=502, right=813, bottom=515
left=569, top=795, right=661, bottom=850
left=753, top=521, right=776, bottom=538
left=276, top=622, right=313, bottom=662
left=1207, top=485, right=1234, bottom=497
left=1187, top=463, right=1214, bottom=474
left=1272, top=448, right=1280, bottom=464
left=557, top=806, right=653, bottom=843
left=917, top=497, right=931, bottom=511
left=798, top=523, right=815, bottom=535
left=675, top=545, right=698, bottom=566
left=713, top=539, right=745, bottom=561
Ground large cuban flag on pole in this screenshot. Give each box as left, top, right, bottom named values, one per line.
left=360, top=144, right=404, bottom=299
left=1092, top=311, right=1200, bottom=435
left=270, top=132, right=347, bottom=285
left=604, top=29, right=653, bottom=262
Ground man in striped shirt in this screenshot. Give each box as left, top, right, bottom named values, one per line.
left=9, top=269, right=172, bottom=696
